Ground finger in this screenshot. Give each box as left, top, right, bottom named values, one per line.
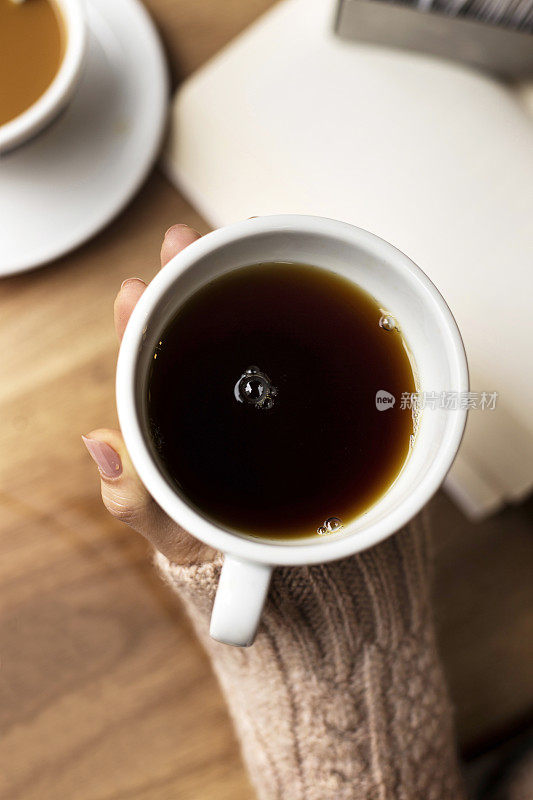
left=82, top=429, right=215, bottom=565
left=114, top=225, right=202, bottom=342
left=160, top=223, right=201, bottom=267
left=114, top=278, right=147, bottom=342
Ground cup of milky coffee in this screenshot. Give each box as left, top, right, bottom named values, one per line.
left=0, top=0, right=86, bottom=153
left=117, top=215, right=469, bottom=647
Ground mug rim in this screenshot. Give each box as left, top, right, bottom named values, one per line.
left=0, top=0, right=86, bottom=153
left=116, top=214, right=469, bottom=566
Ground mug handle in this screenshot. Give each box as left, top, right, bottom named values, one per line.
left=210, top=555, right=273, bottom=647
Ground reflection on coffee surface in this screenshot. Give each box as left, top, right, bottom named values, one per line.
left=0, top=0, right=65, bottom=126
left=146, top=262, right=416, bottom=539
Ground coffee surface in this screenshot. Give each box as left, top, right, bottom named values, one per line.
left=0, top=0, right=65, bottom=126
left=146, top=263, right=416, bottom=539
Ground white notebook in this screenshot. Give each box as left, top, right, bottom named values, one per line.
left=163, top=0, right=533, bottom=519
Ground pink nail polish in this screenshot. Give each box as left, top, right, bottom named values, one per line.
left=165, top=223, right=188, bottom=236
left=82, top=436, right=122, bottom=478
left=120, top=278, right=144, bottom=290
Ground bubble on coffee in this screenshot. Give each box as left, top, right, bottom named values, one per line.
left=234, top=366, right=277, bottom=409
left=317, top=517, right=343, bottom=535
left=379, top=314, right=396, bottom=332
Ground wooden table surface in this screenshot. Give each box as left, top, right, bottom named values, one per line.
left=1, top=2, right=532, bottom=798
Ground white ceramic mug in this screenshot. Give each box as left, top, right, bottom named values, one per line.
left=0, top=0, right=86, bottom=154
left=116, top=215, right=468, bottom=647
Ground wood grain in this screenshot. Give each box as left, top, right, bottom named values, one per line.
left=0, top=1, right=532, bottom=798
left=0, top=171, right=254, bottom=800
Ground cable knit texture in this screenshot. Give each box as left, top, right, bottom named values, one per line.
left=156, top=513, right=465, bottom=800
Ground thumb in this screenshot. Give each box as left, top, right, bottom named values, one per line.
left=82, top=429, right=215, bottom=565
left=82, top=429, right=149, bottom=527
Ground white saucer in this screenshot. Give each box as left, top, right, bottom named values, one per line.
left=0, top=0, right=168, bottom=276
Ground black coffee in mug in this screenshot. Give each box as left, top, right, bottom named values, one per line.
left=145, top=262, right=416, bottom=539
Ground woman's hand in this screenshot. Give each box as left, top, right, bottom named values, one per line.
left=82, top=224, right=215, bottom=565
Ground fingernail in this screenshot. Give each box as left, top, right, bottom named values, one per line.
left=164, top=223, right=189, bottom=237
left=120, top=278, right=144, bottom=290
left=82, top=436, right=122, bottom=478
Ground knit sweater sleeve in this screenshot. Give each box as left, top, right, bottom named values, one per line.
left=155, top=512, right=465, bottom=800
